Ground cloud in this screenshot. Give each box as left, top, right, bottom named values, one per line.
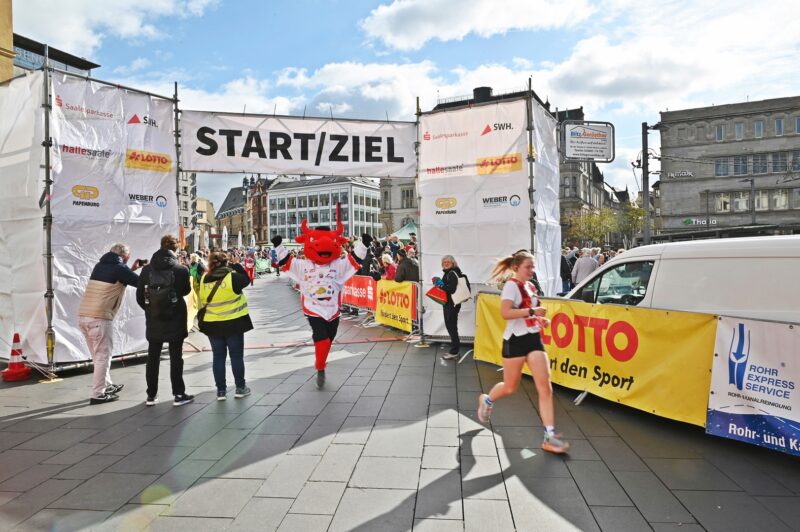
left=113, top=57, right=151, bottom=75
left=361, top=0, right=594, bottom=51
left=13, top=0, right=218, bottom=58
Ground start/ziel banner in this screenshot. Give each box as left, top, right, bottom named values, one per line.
left=375, top=280, right=417, bottom=333
left=474, top=294, right=718, bottom=427
left=180, top=111, right=416, bottom=177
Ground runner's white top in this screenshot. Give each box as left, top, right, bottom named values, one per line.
left=501, top=280, right=541, bottom=339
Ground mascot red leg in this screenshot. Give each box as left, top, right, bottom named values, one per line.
left=272, top=204, right=367, bottom=389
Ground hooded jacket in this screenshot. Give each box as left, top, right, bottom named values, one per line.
left=79, top=252, right=140, bottom=320
left=135, top=248, right=191, bottom=342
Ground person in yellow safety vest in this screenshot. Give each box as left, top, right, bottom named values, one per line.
left=198, top=251, right=254, bottom=401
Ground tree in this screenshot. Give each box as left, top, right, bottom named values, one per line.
left=617, top=205, right=644, bottom=249
left=563, top=208, right=619, bottom=246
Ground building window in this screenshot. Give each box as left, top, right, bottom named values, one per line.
left=775, top=118, right=784, bottom=136
left=752, top=154, right=768, bottom=174
left=714, top=192, right=731, bottom=212
left=715, top=124, right=724, bottom=142
left=182, top=186, right=188, bottom=195
left=182, top=201, right=188, bottom=210
left=696, top=125, right=705, bottom=139
left=677, top=127, right=686, bottom=140
left=278, top=197, right=286, bottom=209
left=732, top=191, right=750, bottom=212
left=269, top=199, right=277, bottom=211
left=733, top=156, right=748, bottom=175
left=287, top=197, right=296, bottom=209
left=182, top=217, right=189, bottom=226
left=773, top=152, right=787, bottom=172
left=772, top=189, right=788, bottom=210
left=792, top=150, right=800, bottom=171
left=735, top=122, right=744, bottom=140
left=791, top=188, right=800, bottom=209
left=309, top=194, right=319, bottom=208
left=320, top=193, right=330, bottom=207
left=754, top=120, right=763, bottom=138
left=714, top=158, right=729, bottom=176
left=401, top=188, right=415, bottom=209
left=754, top=191, right=769, bottom=211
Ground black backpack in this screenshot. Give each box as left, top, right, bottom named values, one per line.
left=145, top=268, right=177, bottom=318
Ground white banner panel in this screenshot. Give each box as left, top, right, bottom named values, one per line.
left=707, top=317, right=800, bottom=457
left=181, top=111, right=416, bottom=177
left=0, top=72, right=48, bottom=361
left=50, top=73, right=178, bottom=363
left=419, top=99, right=527, bottom=179
left=532, top=98, right=562, bottom=297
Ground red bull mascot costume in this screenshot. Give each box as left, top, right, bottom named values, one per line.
left=271, top=205, right=368, bottom=389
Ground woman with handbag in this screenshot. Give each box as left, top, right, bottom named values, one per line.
left=477, top=249, right=569, bottom=454
left=434, top=255, right=470, bottom=360
left=198, top=251, right=254, bottom=400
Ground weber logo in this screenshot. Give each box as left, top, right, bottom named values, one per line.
left=195, top=128, right=405, bottom=165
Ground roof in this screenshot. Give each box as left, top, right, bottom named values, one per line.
left=216, top=187, right=246, bottom=217
left=13, top=34, right=101, bottom=71
left=269, top=176, right=378, bottom=192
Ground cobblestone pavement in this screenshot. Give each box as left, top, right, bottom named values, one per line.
left=1, top=275, right=798, bottom=531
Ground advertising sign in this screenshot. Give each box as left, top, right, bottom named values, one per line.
left=707, top=317, right=800, bottom=457
left=181, top=111, right=416, bottom=177
left=375, top=280, right=417, bottom=332
left=474, top=295, right=717, bottom=426
left=561, top=120, right=615, bottom=162
left=342, top=275, right=377, bottom=310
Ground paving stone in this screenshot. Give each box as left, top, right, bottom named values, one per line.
left=54, top=454, right=123, bottom=480
left=0, top=431, right=38, bottom=451
left=650, top=525, right=705, bottom=532
left=0, top=463, right=66, bottom=491
left=614, top=471, right=695, bottom=523
left=106, top=445, right=194, bottom=475
left=674, top=490, right=792, bottom=532
left=506, top=476, right=598, bottom=532
left=701, top=447, right=794, bottom=496
left=378, top=394, right=429, bottom=421
left=755, top=496, right=800, bottom=530
left=15, top=428, right=97, bottom=451
left=148, top=413, right=240, bottom=447
left=273, top=392, right=336, bottom=416
left=350, top=456, right=421, bottom=489
left=229, top=497, right=292, bottom=531
left=430, top=386, right=457, bottom=406
left=461, top=455, right=507, bottom=500
left=427, top=405, right=460, bottom=428
left=422, top=445, right=461, bottom=470
left=166, top=478, right=262, bottom=517
left=146, top=403, right=206, bottom=426
left=415, top=467, right=463, bottom=520
left=187, top=429, right=250, bottom=460
left=363, top=419, right=426, bottom=458
left=497, top=447, right=572, bottom=479
left=361, top=379, right=391, bottom=396
left=328, top=487, right=415, bottom=531
left=253, top=415, right=316, bottom=435
left=147, top=515, right=232, bottom=531
left=51, top=473, right=158, bottom=511
left=588, top=436, right=650, bottom=471
left=646, top=458, right=741, bottom=491
left=0, top=478, right=82, bottom=528
left=203, top=434, right=298, bottom=479
left=425, top=426, right=460, bottom=447
left=42, top=442, right=107, bottom=465
left=463, top=499, right=514, bottom=532
left=314, top=402, right=354, bottom=427
left=16, top=508, right=112, bottom=531
left=388, top=375, right=432, bottom=395
left=96, top=425, right=170, bottom=455
left=94, top=503, right=167, bottom=532
left=0, top=449, right=57, bottom=483
left=460, top=434, right=497, bottom=456
left=257, top=454, right=321, bottom=497
left=277, top=513, right=332, bottom=531
left=569, top=409, right=618, bottom=437
left=331, top=416, right=375, bottom=444
left=135, top=459, right=215, bottom=505
left=0, top=491, right=20, bottom=505
left=310, top=444, right=363, bottom=482
left=591, top=506, right=650, bottom=532
left=350, top=395, right=383, bottom=417
left=256, top=393, right=292, bottom=406
left=567, top=460, right=632, bottom=506
left=290, top=481, right=347, bottom=514
left=225, top=405, right=277, bottom=429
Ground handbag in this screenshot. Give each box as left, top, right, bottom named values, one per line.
left=425, top=285, right=448, bottom=306
left=197, top=277, right=224, bottom=325
left=452, top=274, right=472, bottom=305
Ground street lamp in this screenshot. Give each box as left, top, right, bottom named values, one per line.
left=739, top=178, right=756, bottom=225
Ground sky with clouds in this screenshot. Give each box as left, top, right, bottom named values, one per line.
left=14, top=0, right=800, bottom=209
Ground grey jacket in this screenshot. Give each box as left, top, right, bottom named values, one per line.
left=571, top=256, right=598, bottom=285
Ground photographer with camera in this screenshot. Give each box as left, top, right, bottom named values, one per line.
left=79, top=243, right=144, bottom=405
left=136, top=235, right=193, bottom=407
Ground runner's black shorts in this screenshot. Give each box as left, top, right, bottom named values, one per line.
left=502, top=332, right=545, bottom=358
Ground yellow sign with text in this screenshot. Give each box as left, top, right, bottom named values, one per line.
left=375, top=280, right=416, bottom=332
left=125, top=149, right=173, bottom=172
left=474, top=294, right=717, bottom=426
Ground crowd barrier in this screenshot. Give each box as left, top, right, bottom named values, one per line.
left=341, top=276, right=419, bottom=334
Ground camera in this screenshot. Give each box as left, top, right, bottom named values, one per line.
left=138, top=258, right=149, bottom=265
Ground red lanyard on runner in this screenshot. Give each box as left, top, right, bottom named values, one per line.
left=509, top=277, right=540, bottom=328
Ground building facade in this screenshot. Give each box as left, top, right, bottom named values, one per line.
left=379, top=176, right=417, bottom=235
left=1, top=1, right=13, bottom=81
left=11, top=33, right=99, bottom=78
left=247, top=175, right=272, bottom=244
left=659, top=97, right=800, bottom=234
left=215, top=186, right=247, bottom=248
left=196, top=197, right=215, bottom=249
left=268, top=176, right=381, bottom=241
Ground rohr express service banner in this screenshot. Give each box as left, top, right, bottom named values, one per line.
left=474, top=294, right=718, bottom=426
left=375, top=280, right=417, bottom=333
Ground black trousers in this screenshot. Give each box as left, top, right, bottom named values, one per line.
left=307, top=316, right=340, bottom=342
left=443, top=303, right=461, bottom=353
left=146, top=340, right=186, bottom=397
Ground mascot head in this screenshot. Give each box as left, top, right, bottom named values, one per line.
left=295, top=203, right=347, bottom=265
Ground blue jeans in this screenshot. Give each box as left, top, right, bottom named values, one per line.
left=562, top=279, right=571, bottom=294
left=208, top=334, right=245, bottom=392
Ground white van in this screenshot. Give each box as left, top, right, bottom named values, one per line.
left=565, top=235, right=800, bottom=323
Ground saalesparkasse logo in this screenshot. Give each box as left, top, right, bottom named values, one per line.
left=476, top=152, right=523, bottom=175
left=55, top=96, right=114, bottom=119
left=128, top=114, right=159, bottom=127
left=71, top=185, right=100, bottom=207
left=728, top=322, right=750, bottom=391
left=434, top=197, right=457, bottom=215
left=125, top=149, right=172, bottom=172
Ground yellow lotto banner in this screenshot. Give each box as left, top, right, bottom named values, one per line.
left=474, top=293, right=718, bottom=426
left=186, top=292, right=198, bottom=332
left=375, top=280, right=416, bottom=332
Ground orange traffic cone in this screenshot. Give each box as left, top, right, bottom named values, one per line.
left=1, top=333, right=31, bottom=382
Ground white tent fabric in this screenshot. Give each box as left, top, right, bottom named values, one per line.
left=0, top=72, right=47, bottom=360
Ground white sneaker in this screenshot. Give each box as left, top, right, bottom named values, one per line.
left=477, top=393, right=493, bottom=423
left=542, top=433, right=570, bottom=454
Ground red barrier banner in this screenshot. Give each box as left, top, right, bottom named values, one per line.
left=343, top=275, right=377, bottom=310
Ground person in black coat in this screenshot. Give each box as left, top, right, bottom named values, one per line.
left=436, top=254, right=469, bottom=359
left=136, top=235, right=193, bottom=406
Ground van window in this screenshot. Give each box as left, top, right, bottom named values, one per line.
left=572, top=261, right=654, bottom=306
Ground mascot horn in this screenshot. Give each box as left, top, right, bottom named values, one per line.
left=272, top=203, right=368, bottom=388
